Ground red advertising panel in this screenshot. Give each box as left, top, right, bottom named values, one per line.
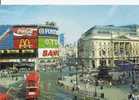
left=12, top=27, right=38, bottom=38
left=14, top=38, right=37, bottom=49
left=12, top=26, right=38, bottom=49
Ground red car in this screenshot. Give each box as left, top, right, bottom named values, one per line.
left=25, top=71, right=40, bottom=100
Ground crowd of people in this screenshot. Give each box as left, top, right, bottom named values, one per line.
left=128, top=93, right=139, bottom=100
left=0, top=67, right=30, bottom=81
left=0, top=68, right=19, bottom=80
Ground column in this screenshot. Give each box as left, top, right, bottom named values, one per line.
left=95, top=59, right=100, bottom=68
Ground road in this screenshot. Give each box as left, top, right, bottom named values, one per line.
left=39, top=69, right=74, bottom=100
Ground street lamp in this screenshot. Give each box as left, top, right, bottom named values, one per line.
left=73, top=58, right=79, bottom=100
left=75, top=60, right=78, bottom=90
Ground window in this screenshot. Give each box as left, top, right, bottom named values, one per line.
left=100, top=59, right=106, bottom=67
left=99, top=50, right=101, bottom=56
left=102, top=49, right=106, bottom=56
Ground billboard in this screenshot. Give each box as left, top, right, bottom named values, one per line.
left=39, top=28, right=57, bottom=35
left=0, top=25, right=13, bottom=49
left=12, top=26, right=38, bottom=49
left=38, top=48, right=59, bottom=58
left=12, top=27, right=38, bottom=38
left=14, top=38, right=37, bottom=49
left=38, top=36, right=58, bottom=48
left=59, top=33, right=64, bottom=46
left=38, top=35, right=59, bottom=58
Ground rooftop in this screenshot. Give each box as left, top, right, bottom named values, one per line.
left=82, top=24, right=139, bottom=38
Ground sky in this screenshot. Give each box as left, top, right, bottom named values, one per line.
left=0, top=5, right=139, bottom=44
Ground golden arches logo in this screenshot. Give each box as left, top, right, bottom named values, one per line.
left=19, top=39, right=31, bottom=49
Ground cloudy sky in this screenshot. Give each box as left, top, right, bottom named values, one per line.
left=0, top=5, right=139, bottom=44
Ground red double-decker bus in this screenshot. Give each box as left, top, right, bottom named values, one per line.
left=25, top=71, right=40, bottom=100
left=0, top=93, right=9, bottom=100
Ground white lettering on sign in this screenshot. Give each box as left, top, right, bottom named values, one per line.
left=39, top=28, right=57, bottom=35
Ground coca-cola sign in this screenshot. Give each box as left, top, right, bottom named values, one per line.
left=12, top=27, right=38, bottom=37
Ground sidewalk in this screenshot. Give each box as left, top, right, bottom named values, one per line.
left=58, top=76, right=130, bottom=100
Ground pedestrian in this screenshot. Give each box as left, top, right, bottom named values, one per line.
left=128, top=93, right=132, bottom=100
left=132, top=94, right=135, bottom=100
left=100, top=85, right=103, bottom=90
left=72, top=87, right=75, bottom=91
left=109, top=81, right=112, bottom=88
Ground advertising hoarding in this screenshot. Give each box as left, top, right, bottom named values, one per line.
left=39, top=28, right=57, bottom=35
left=0, top=25, right=13, bottom=49
left=38, top=48, right=59, bottom=58
left=38, top=35, right=59, bottom=58
left=13, top=26, right=38, bottom=49
left=38, top=36, right=58, bottom=48
left=59, top=33, right=64, bottom=46
left=14, top=38, right=37, bottom=49
left=12, top=27, right=38, bottom=38
left=0, top=49, right=37, bottom=58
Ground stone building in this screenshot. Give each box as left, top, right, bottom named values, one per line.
left=78, top=25, right=139, bottom=69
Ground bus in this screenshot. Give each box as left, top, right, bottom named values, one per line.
left=0, top=93, right=9, bottom=100
left=25, top=71, right=40, bottom=100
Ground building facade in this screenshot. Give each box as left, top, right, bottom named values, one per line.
left=64, top=43, right=77, bottom=65
left=78, top=25, right=139, bottom=69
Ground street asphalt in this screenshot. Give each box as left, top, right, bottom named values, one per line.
left=39, top=69, right=74, bottom=100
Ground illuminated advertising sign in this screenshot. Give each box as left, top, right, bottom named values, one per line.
left=12, top=27, right=38, bottom=49
left=38, top=36, right=58, bottom=48
left=38, top=48, right=59, bottom=58
left=0, top=25, right=13, bottom=49
left=39, top=28, right=57, bottom=35
left=14, top=38, right=37, bottom=49
left=0, top=49, right=37, bottom=58
left=12, top=27, right=38, bottom=38
left=59, top=33, right=64, bottom=46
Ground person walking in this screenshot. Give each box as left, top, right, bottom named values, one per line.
left=128, top=93, right=133, bottom=100
left=109, top=81, right=112, bottom=88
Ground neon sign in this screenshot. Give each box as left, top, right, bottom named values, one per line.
left=19, top=39, right=32, bottom=49
left=38, top=48, right=59, bottom=58
left=14, top=38, right=37, bottom=49
left=38, top=37, right=58, bottom=48
left=43, top=49, right=59, bottom=57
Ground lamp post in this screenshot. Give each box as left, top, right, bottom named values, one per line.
left=74, top=57, right=79, bottom=100
left=75, top=61, right=78, bottom=90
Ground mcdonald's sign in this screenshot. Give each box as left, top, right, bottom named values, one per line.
left=14, top=38, right=37, bottom=49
